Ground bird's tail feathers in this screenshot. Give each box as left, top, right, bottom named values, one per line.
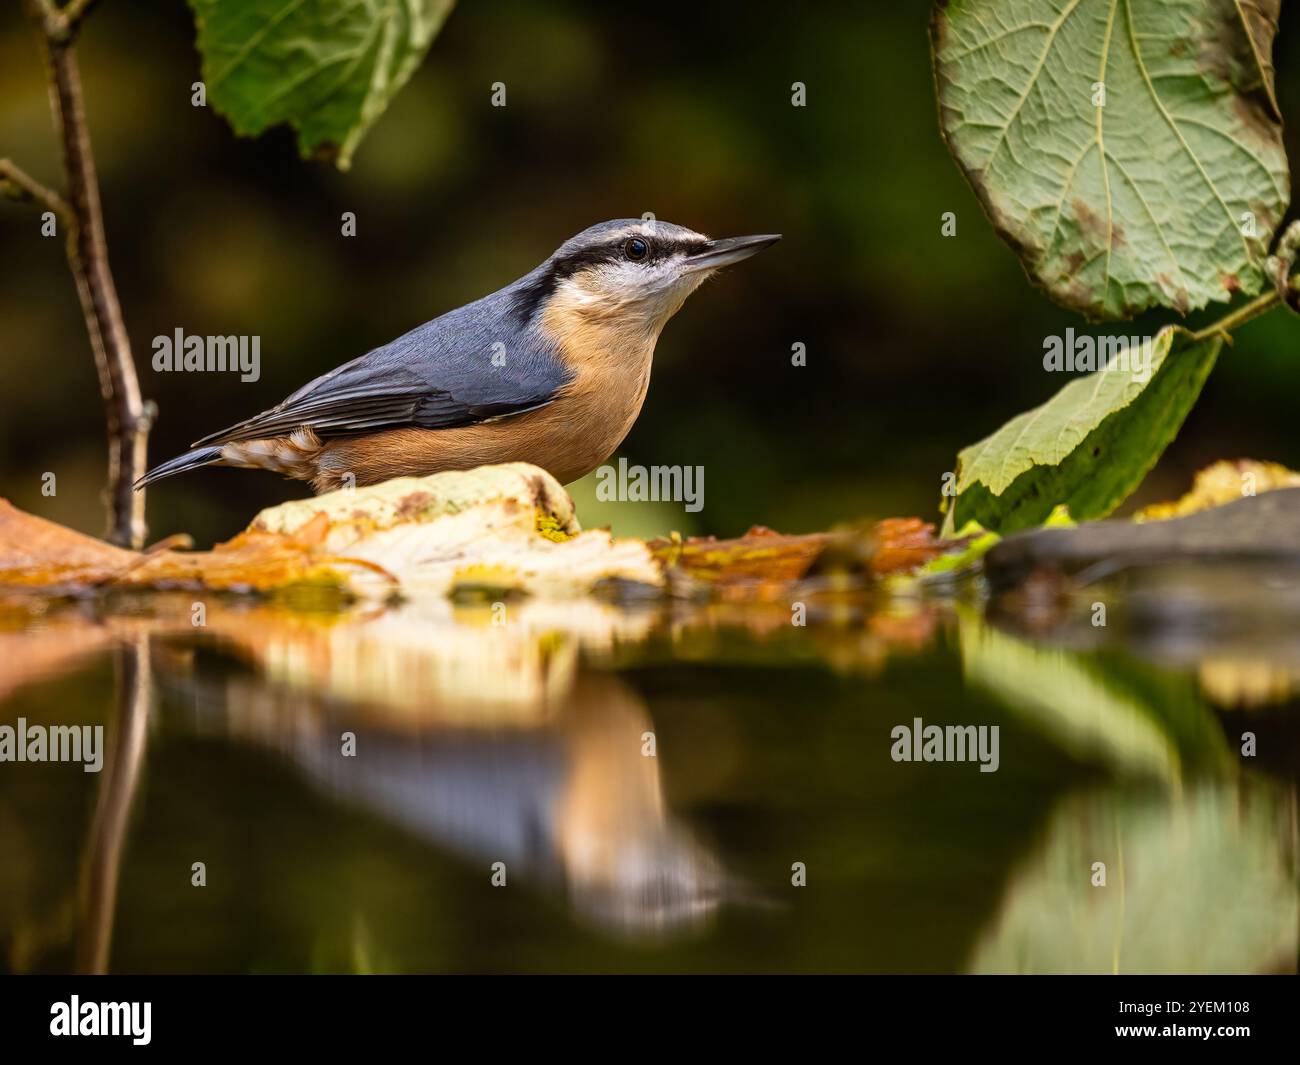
left=134, top=446, right=224, bottom=490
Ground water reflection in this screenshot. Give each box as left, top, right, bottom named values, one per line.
left=972, top=785, right=1299, bottom=974
left=988, top=558, right=1300, bottom=709
left=212, top=669, right=729, bottom=937
left=0, top=588, right=1296, bottom=972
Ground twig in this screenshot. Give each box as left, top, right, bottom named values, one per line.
left=32, top=0, right=102, bottom=43
left=0, top=157, right=71, bottom=221
left=21, top=0, right=152, bottom=548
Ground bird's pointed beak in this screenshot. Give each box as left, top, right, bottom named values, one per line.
left=681, top=233, right=781, bottom=273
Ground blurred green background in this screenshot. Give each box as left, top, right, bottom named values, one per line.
left=2, top=1, right=1299, bottom=546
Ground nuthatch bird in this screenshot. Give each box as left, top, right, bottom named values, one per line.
left=137, top=220, right=779, bottom=494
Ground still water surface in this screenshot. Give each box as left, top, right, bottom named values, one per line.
left=1, top=587, right=1296, bottom=973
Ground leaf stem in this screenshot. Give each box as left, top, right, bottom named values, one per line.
left=1189, top=288, right=1281, bottom=344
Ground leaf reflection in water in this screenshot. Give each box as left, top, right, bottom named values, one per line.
left=970, top=785, right=1299, bottom=974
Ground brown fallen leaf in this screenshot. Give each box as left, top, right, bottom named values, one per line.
left=648, top=518, right=958, bottom=597
left=869, top=517, right=953, bottom=577
left=649, top=525, right=834, bottom=598
left=122, top=515, right=394, bottom=594
left=0, top=499, right=385, bottom=596
left=0, top=499, right=139, bottom=589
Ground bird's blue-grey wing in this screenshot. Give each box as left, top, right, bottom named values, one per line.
left=190, top=304, right=568, bottom=448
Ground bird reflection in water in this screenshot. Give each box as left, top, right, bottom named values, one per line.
left=9, top=595, right=736, bottom=943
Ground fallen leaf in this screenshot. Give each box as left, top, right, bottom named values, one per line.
left=1136, top=459, right=1300, bottom=520
left=649, top=525, right=832, bottom=593
left=0, top=464, right=658, bottom=599
left=869, top=517, right=953, bottom=577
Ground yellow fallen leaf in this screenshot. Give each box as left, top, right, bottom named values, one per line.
left=1136, top=459, right=1300, bottom=521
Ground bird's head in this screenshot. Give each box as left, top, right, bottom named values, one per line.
left=514, top=219, right=780, bottom=342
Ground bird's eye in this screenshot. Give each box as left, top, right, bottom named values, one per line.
left=623, top=237, right=650, bottom=261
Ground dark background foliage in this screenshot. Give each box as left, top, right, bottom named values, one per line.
left=2, top=1, right=1298, bottom=544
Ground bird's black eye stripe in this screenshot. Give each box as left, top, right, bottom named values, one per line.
left=611, top=236, right=709, bottom=265
left=510, top=233, right=712, bottom=324
left=545, top=236, right=712, bottom=282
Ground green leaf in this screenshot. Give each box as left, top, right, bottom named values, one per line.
left=916, top=506, right=1079, bottom=581
left=932, top=0, right=1289, bottom=319
left=909, top=522, right=1002, bottom=580
left=944, top=327, right=1220, bottom=534
left=189, top=0, right=456, bottom=170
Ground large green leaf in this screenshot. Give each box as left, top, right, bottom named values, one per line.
left=944, top=326, right=1220, bottom=534
left=932, top=0, right=1289, bottom=319
left=189, top=0, right=456, bottom=169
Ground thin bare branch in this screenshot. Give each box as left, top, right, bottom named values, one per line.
left=20, top=0, right=152, bottom=547
left=32, top=0, right=103, bottom=42
left=59, top=0, right=102, bottom=31
left=0, top=157, right=72, bottom=221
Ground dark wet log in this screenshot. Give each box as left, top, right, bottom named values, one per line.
left=985, top=487, right=1300, bottom=594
